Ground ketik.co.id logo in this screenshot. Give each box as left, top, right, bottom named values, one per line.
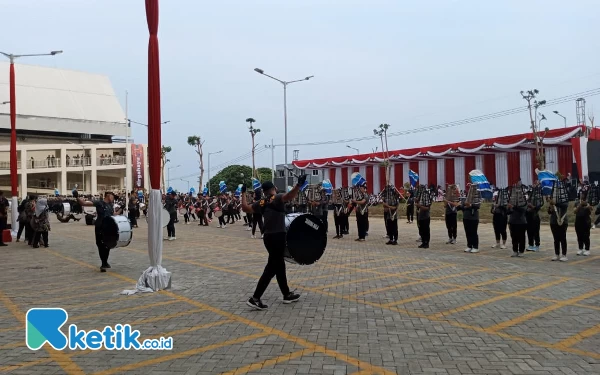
left=26, top=308, right=172, bottom=350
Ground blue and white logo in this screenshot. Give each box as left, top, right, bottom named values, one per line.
left=26, top=308, right=172, bottom=351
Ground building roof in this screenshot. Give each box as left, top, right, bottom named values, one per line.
left=293, top=126, right=584, bottom=169
left=0, top=62, right=125, bottom=125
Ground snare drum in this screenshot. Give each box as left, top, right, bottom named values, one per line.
left=213, top=207, right=223, bottom=217
left=284, top=213, right=327, bottom=265
left=161, top=208, right=170, bottom=227
left=101, top=215, right=133, bottom=249
left=178, top=207, right=188, bottom=215
left=61, top=202, right=71, bottom=216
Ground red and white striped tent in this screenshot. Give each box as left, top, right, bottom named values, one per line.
left=293, top=126, right=593, bottom=193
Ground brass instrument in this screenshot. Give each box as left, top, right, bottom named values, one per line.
left=587, top=184, right=600, bottom=206
left=383, top=185, right=400, bottom=220
left=508, top=182, right=526, bottom=208
left=549, top=180, right=569, bottom=225
left=496, top=188, right=509, bottom=207
left=528, top=184, right=544, bottom=208
left=445, top=184, right=460, bottom=213
left=465, top=184, right=481, bottom=206
left=341, top=187, right=353, bottom=214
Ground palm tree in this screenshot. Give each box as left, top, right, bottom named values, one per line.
left=161, top=145, right=172, bottom=191
left=246, top=118, right=260, bottom=178
left=187, top=136, right=205, bottom=192
left=521, top=90, right=548, bottom=170
left=373, top=124, right=391, bottom=185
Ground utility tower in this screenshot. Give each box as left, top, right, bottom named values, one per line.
left=576, top=98, right=586, bottom=126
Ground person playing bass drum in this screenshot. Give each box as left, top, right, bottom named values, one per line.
left=240, top=176, right=307, bottom=310
left=77, top=190, right=116, bottom=272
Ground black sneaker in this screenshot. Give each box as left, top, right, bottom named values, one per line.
left=386, top=240, right=393, bottom=245
left=100, top=266, right=107, bottom=273
left=246, top=297, right=268, bottom=310
left=283, top=292, right=300, bottom=304
left=103, top=263, right=111, bottom=269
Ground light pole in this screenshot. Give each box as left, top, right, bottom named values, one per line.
left=167, top=164, right=181, bottom=188
left=67, top=141, right=86, bottom=194
left=346, top=145, right=359, bottom=154
left=553, top=111, right=567, bottom=128
left=207, top=150, right=223, bottom=196
left=0, top=49, right=62, bottom=235
left=265, top=139, right=275, bottom=182
left=254, top=68, right=313, bottom=165
left=181, top=179, right=190, bottom=192
left=127, top=119, right=170, bottom=127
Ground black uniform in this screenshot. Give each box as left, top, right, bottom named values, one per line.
left=94, top=200, right=114, bottom=268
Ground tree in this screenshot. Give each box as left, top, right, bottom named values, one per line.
left=373, top=123, right=391, bottom=185
left=187, top=136, right=205, bottom=192
left=208, top=165, right=273, bottom=196
left=521, top=90, right=548, bottom=170
left=161, top=145, right=172, bottom=190
left=246, top=118, right=260, bottom=178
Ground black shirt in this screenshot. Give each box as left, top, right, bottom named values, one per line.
left=94, top=200, right=114, bottom=227
left=252, top=194, right=286, bottom=234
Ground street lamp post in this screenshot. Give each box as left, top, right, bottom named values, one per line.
left=167, top=165, right=181, bottom=188
left=181, top=179, right=190, bottom=192
left=207, top=150, right=223, bottom=196
left=67, top=142, right=86, bottom=194
left=346, top=145, right=359, bottom=154
left=254, top=68, right=313, bottom=165
left=553, top=111, right=567, bottom=128
left=127, top=119, right=170, bottom=127
left=0, top=50, right=62, bottom=235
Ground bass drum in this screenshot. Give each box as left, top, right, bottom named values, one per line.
left=61, top=202, right=71, bottom=216
left=213, top=207, right=223, bottom=217
left=101, top=215, right=132, bottom=249
left=284, top=213, right=327, bottom=265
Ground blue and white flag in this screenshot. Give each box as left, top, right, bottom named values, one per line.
left=468, top=170, right=493, bottom=199
left=351, top=172, right=366, bottom=187
left=190, top=187, right=196, bottom=194
left=234, top=184, right=243, bottom=197
left=219, top=181, right=227, bottom=193
left=536, top=169, right=558, bottom=196
left=322, top=179, right=333, bottom=195
left=54, top=189, right=60, bottom=197
left=252, top=178, right=261, bottom=191
left=409, top=170, right=419, bottom=187
left=166, top=186, right=173, bottom=194
left=299, top=179, right=309, bottom=192
left=202, top=186, right=208, bottom=196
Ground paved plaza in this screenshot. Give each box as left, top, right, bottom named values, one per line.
left=0, top=215, right=599, bottom=375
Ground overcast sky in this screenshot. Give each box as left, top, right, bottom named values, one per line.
left=2, top=0, right=599, bottom=192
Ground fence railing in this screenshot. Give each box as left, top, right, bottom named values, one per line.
left=98, top=156, right=125, bottom=166
left=66, top=157, right=91, bottom=167
left=0, top=161, right=23, bottom=170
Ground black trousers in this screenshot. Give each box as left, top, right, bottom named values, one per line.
left=493, top=215, right=508, bottom=242
left=17, top=219, right=26, bottom=240
left=227, top=213, right=235, bottom=223
left=406, top=205, right=414, bottom=222
left=383, top=211, right=390, bottom=233
left=418, top=218, right=430, bottom=245
left=343, top=212, right=350, bottom=233
left=253, top=232, right=290, bottom=299
left=218, top=215, right=226, bottom=226
left=575, top=220, right=591, bottom=250
left=386, top=218, right=398, bottom=242
left=509, top=223, right=527, bottom=253
left=198, top=211, right=208, bottom=226
left=0, top=216, right=6, bottom=244
left=128, top=209, right=138, bottom=227
left=167, top=212, right=176, bottom=237
left=463, top=220, right=479, bottom=249
left=95, top=226, right=110, bottom=265
left=252, top=213, right=264, bottom=235
left=445, top=214, right=457, bottom=240
left=321, top=211, right=328, bottom=233
left=32, top=231, right=48, bottom=247
left=334, top=213, right=343, bottom=236
left=594, top=215, right=600, bottom=226
left=526, top=216, right=541, bottom=247
left=356, top=213, right=368, bottom=239
left=550, top=223, right=568, bottom=255
left=245, top=213, right=252, bottom=226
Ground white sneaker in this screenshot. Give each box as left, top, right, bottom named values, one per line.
left=577, top=249, right=584, bottom=256
left=583, top=250, right=590, bottom=256
left=223, top=225, right=227, bottom=229
left=246, top=227, right=252, bottom=231
left=511, top=252, right=518, bottom=257
left=218, top=225, right=222, bottom=228
left=261, top=234, right=264, bottom=239
left=593, top=225, right=596, bottom=229
left=491, top=243, right=499, bottom=248
left=451, top=239, right=456, bottom=244
left=470, top=248, right=479, bottom=253
left=383, top=235, right=389, bottom=238
left=169, top=237, right=176, bottom=241
left=464, top=248, right=472, bottom=252
left=500, top=244, right=507, bottom=249
left=251, top=235, right=256, bottom=239
left=551, top=255, right=559, bottom=261
left=559, top=256, right=568, bottom=262
left=446, top=239, right=452, bottom=244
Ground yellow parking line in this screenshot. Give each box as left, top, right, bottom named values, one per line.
left=553, top=323, right=600, bottom=349
left=91, top=332, right=270, bottom=375
left=569, top=255, right=600, bottom=265
left=4, top=280, right=123, bottom=300
left=0, top=358, right=55, bottom=373
left=219, top=348, right=315, bottom=375
left=486, top=288, right=600, bottom=333
left=428, top=278, right=568, bottom=319
left=73, top=300, right=179, bottom=321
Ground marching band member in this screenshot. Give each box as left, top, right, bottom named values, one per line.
left=507, top=202, right=527, bottom=257
left=406, top=190, right=415, bottom=224
left=416, top=189, right=431, bottom=249
left=526, top=183, right=542, bottom=252
left=574, top=198, right=592, bottom=256
left=383, top=188, right=399, bottom=245
left=252, top=190, right=264, bottom=238
left=333, top=192, right=344, bottom=239
left=218, top=193, right=228, bottom=228
left=241, top=177, right=305, bottom=310
left=198, top=197, right=209, bottom=226
left=443, top=185, right=459, bottom=245
left=457, top=186, right=480, bottom=253
left=491, top=194, right=508, bottom=249
left=77, top=191, right=116, bottom=272
left=320, top=191, right=329, bottom=234
left=548, top=197, right=569, bottom=261
left=352, top=183, right=369, bottom=242
left=31, top=198, right=50, bottom=248
left=164, top=191, right=178, bottom=240
left=128, top=191, right=138, bottom=228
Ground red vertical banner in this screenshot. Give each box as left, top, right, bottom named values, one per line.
left=484, top=154, right=496, bottom=185
left=428, top=159, right=437, bottom=187
left=557, top=145, right=572, bottom=177
left=409, top=161, right=419, bottom=177
left=445, top=159, right=455, bottom=185
left=506, top=152, right=521, bottom=185
left=131, top=144, right=145, bottom=189
left=365, top=165, right=374, bottom=193
left=379, top=165, right=387, bottom=189
left=146, top=0, right=161, bottom=190
left=341, top=167, right=348, bottom=187
left=394, top=164, right=403, bottom=188
left=464, top=156, right=475, bottom=186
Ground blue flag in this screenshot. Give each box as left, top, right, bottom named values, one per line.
left=300, top=179, right=309, bottom=192
left=536, top=169, right=558, bottom=196
left=468, top=170, right=493, bottom=199
left=219, top=181, right=227, bottom=193
left=202, top=186, right=208, bottom=196
left=409, top=170, right=419, bottom=187
left=252, top=178, right=261, bottom=191
left=166, top=186, right=173, bottom=194
left=351, top=172, right=366, bottom=187
left=54, top=189, right=60, bottom=197
left=322, top=179, right=333, bottom=195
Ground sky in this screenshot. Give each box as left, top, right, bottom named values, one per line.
left=1, top=0, right=599, bottom=193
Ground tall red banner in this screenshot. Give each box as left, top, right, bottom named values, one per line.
left=131, top=144, right=145, bottom=189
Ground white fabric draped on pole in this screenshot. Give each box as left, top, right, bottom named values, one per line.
left=545, top=147, right=558, bottom=174
left=495, top=153, right=508, bottom=188
left=335, top=168, right=342, bottom=189
left=454, top=157, right=465, bottom=191
left=519, top=150, right=533, bottom=186
left=122, top=189, right=171, bottom=295
left=418, top=160, right=428, bottom=186
left=475, top=155, right=484, bottom=173
left=373, top=166, right=380, bottom=193
left=436, top=159, right=445, bottom=187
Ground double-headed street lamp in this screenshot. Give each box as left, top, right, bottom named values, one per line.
left=207, top=150, right=223, bottom=196
left=67, top=141, right=87, bottom=194
left=0, top=50, right=63, bottom=235
left=254, top=68, right=313, bottom=165
left=553, top=111, right=567, bottom=128
left=128, top=119, right=170, bottom=127
left=167, top=165, right=181, bottom=188
left=346, top=145, right=359, bottom=154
